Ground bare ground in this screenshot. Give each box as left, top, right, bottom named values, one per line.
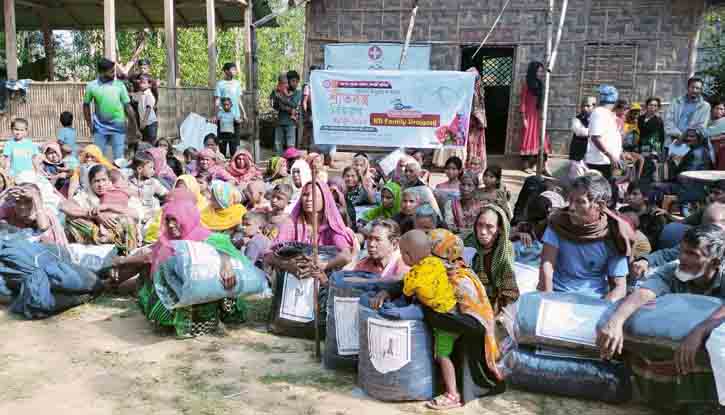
left=0, top=295, right=656, bottom=415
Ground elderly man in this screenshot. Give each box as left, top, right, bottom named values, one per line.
left=403, top=159, right=427, bottom=189
left=539, top=174, right=632, bottom=301
left=597, top=224, right=725, bottom=374
left=354, top=219, right=409, bottom=280
left=664, top=77, right=711, bottom=147
left=570, top=96, right=597, bottom=161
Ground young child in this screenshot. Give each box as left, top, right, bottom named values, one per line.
left=236, top=212, right=271, bottom=265
left=40, top=142, right=72, bottom=190
left=57, top=111, right=77, bottom=157
left=373, top=230, right=459, bottom=409
left=216, top=97, right=241, bottom=158
left=134, top=75, right=158, bottom=144
left=2, top=118, right=41, bottom=177
left=183, top=147, right=199, bottom=174
left=265, top=183, right=293, bottom=239
left=61, top=144, right=80, bottom=171
left=128, top=152, right=169, bottom=224
left=244, top=180, right=270, bottom=213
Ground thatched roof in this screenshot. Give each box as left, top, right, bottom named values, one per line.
left=1, top=0, right=276, bottom=30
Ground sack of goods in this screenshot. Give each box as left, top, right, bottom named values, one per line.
left=609, top=294, right=724, bottom=405
left=66, top=244, right=117, bottom=273
left=706, top=323, right=725, bottom=407
left=154, top=240, right=266, bottom=309
left=269, top=243, right=339, bottom=339
left=504, top=292, right=631, bottom=403
left=357, top=297, right=434, bottom=402
left=324, top=271, right=401, bottom=371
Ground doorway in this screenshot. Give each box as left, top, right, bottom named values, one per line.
left=461, top=46, right=515, bottom=155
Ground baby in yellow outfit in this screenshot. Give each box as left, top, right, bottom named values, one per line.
left=399, top=230, right=457, bottom=313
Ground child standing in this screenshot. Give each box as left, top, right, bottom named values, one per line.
left=57, top=111, right=78, bottom=157
left=2, top=118, right=41, bottom=177
left=128, top=152, right=169, bottom=225
left=214, top=63, right=247, bottom=158
left=216, top=97, right=241, bottom=158
left=133, top=75, right=158, bottom=144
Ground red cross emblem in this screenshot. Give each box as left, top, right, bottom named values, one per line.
left=368, top=46, right=383, bottom=60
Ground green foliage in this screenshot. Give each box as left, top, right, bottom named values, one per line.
left=699, top=9, right=725, bottom=98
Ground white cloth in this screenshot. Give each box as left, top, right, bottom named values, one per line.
left=585, top=107, right=622, bottom=166
left=706, top=322, right=725, bottom=406
left=133, top=90, right=157, bottom=128
left=571, top=117, right=589, bottom=137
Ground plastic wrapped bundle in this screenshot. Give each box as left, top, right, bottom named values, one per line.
left=324, top=271, right=401, bottom=371
left=515, top=292, right=609, bottom=351
left=503, top=346, right=631, bottom=403
left=269, top=243, right=339, bottom=339
left=357, top=303, right=434, bottom=402
left=66, top=244, right=117, bottom=273
left=153, top=240, right=266, bottom=309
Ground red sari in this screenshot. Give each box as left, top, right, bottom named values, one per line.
left=519, top=83, right=551, bottom=156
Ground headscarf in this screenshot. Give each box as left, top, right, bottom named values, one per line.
left=14, top=171, right=64, bottom=215
left=283, top=147, right=302, bottom=161
left=266, top=156, right=288, bottom=180
left=548, top=206, right=634, bottom=257
left=429, top=229, right=502, bottom=381
left=361, top=181, right=401, bottom=221
left=41, top=142, right=62, bottom=166
left=288, top=179, right=355, bottom=247
left=72, top=144, right=115, bottom=181
left=146, top=147, right=177, bottom=182
left=227, top=149, right=262, bottom=184
left=464, top=203, right=518, bottom=314
left=290, top=159, right=312, bottom=189
left=200, top=180, right=247, bottom=231
left=0, top=183, right=69, bottom=248
left=173, top=174, right=208, bottom=211
left=151, top=189, right=212, bottom=273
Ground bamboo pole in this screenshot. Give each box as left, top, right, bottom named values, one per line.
left=207, top=0, right=218, bottom=88
left=4, top=0, right=18, bottom=80
left=537, top=0, right=554, bottom=175
left=471, top=0, right=512, bottom=59
left=398, top=0, right=419, bottom=69
left=310, top=164, right=321, bottom=361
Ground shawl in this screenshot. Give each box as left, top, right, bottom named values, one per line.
left=466, top=67, right=487, bottom=129
left=200, top=180, right=247, bottom=231
left=430, top=228, right=502, bottom=381
left=227, top=149, right=262, bottom=184
left=290, top=159, right=312, bottom=189
left=192, top=149, right=235, bottom=182
left=362, top=181, right=401, bottom=221
left=146, top=147, right=177, bottom=183
left=151, top=189, right=212, bottom=273
left=41, top=142, right=62, bottom=165
left=266, top=156, right=288, bottom=180
left=548, top=206, right=634, bottom=257
left=71, top=144, right=115, bottom=181
left=13, top=171, right=64, bottom=215
left=464, top=203, right=519, bottom=314
left=144, top=176, right=208, bottom=244
left=283, top=179, right=355, bottom=248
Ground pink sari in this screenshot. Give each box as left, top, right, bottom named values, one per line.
left=147, top=147, right=177, bottom=183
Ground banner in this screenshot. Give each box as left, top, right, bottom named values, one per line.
left=310, top=70, right=475, bottom=149
left=324, top=43, right=431, bottom=71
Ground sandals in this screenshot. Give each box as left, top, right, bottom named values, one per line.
left=425, top=393, right=462, bottom=410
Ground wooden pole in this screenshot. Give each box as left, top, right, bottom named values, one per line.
left=246, top=1, right=260, bottom=163
left=537, top=0, right=554, bottom=175
left=206, top=0, right=217, bottom=88
left=164, top=0, right=177, bottom=87
left=310, top=164, right=320, bottom=361
left=41, top=12, right=54, bottom=81
left=4, top=0, right=18, bottom=80
left=103, top=0, right=116, bottom=61
left=398, top=0, right=419, bottom=69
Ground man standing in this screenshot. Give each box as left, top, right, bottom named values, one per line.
left=664, top=77, right=711, bottom=147
left=214, top=63, right=248, bottom=157
left=83, top=58, right=138, bottom=160
left=584, top=85, right=622, bottom=179
left=570, top=97, right=596, bottom=161
left=275, top=70, right=302, bottom=152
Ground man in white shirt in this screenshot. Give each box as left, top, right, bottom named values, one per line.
left=585, top=85, right=622, bottom=179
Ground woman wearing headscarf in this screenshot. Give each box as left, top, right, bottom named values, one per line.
left=465, top=67, right=488, bottom=169
left=519, top=61, right=551, bottom=174
left=0, top=183, right=68, bottom=247
left=192, top=148, right=236, bottom=184
left=360, top=181, right=401, bottom=222
left=342, top=166, right=376, bottom=228
left=39, top=142, right=71, bottom=190
left=110, top=189, right=249, bottom=337
left=65, top=164, right=142, bottom=255
left=67, top=144, right=116, bottom=198
left=154, top=138, right=184, bottom=177
left=200, top=180, right=247, bottom=233
left=388, top=154, right=414, bottom=184
left=352, top=152, right=378, bottom=190
left=265, top=156, right=290, bottom=187
left=288, top=158, right=312, bottom=208
left=227, top=149, right=262, bottom=186
left=445, top=171, right=485, bottom=235
left=143, top=174, right=209, bottom=244
left=146, top=147, right=177, bottom=187
left=464, top=204, right=519, bottom=314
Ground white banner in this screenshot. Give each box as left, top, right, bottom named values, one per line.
left=324, top=43, right=431, bottom=71
left=311, top=70, right=475, bottom=148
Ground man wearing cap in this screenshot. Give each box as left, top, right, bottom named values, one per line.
left=664, top=77, right=711, bottom=147
left=570, top=97, right=596, bottom=161
left=584, top=85, right=623, bottom=179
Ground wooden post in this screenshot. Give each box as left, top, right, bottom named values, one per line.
left=398, top=0, right=419, bottom=69
left=103, top=0, right=116, bottom=61
left=206, top=0, right=217, bottom=88
left=4, top=0, right=18, bottom=80
left=538, top=0, right=554, bottom=175
left=41, top=12, right=54, bottom=81
left=310, top=164, right=320, bottom=362
left=164, top=0, right=177, bottom=87
left=246, top=1, right=260, bottom=163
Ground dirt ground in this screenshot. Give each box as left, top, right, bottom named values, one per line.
left=0, top=295, right=657, bottom=415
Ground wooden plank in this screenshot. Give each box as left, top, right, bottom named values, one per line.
left=164, top=0, right=178, bottom=87
left=207, top=0, right=217, bottom=87
left=4, top=0, right=18, bottom=80
left=104, top=0, right=116, bottom=61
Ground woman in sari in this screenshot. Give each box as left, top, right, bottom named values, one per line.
left=289, top=159, right=312, bottom=207
left=361, top=181, right=401, bottom=223
left=67, top=144, right=116, bottom=198
left=445, top=171, right=484, bottom=235
left=66, top=164, right=142, bottom=255
left=146, top=147, right=176, bottom=187
left=227, top=149, right=262, bottom=186
left=265, top=156, right=290, bottom=187
left=143, top=174, right=208, bottom=244
left=342, top=166, right=376, bottom=228
left=192, top=149, right=236, bottom=184
left=519, top=61, right=551, bottom=174
left=111, top=189, right=248, bottom=337
left=154, top=138, right=184, bottom=177
left=200, top=180, right=247, bottom=233
left=0, top=183, right=68, bottom=247
left=464, top=203, right=519, bottom=314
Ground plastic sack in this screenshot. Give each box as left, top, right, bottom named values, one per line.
left=66, top=244, right=117, bottom=273
left=357, top=303, right=435, bottom=402
left=706, top=323, right=725, bottom=406
left=502, top=346, right=631, bottom=403
left=324, top=271, right=401, bottom=371
left=269, top=243, right=339, bottom=339
left=153, top=240, right=266, bottom=309
left=177, top=112, right=218, bottom=152
left=515, top=292, right=609, bottom=351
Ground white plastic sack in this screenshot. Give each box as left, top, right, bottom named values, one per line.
left=66, top=244, right=117, bottom=272
left=377, top=149, right=405, bottom=176
left=514, top=262, right=539, bottom=295
left=705, top=323, right=725, bottom=406
left=177, top=113, right=218, bottom=152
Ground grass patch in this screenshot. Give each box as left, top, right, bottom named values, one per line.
left=259, top=370, right=355, bottom=391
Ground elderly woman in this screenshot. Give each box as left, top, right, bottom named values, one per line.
left=414, top=204, right=441, bottom=234
left=445, top=171, right=484, bottom=235
left=265, top=156, right=290, bottom=186
left=539, top=175, right=633, bottom=301
left=352, top=152, right=378, bottom=190
left=0, top=183, right=68, bottom=247
left=354, top=219, right=409, bottom=280
left=342, top=166, right=376, bottom=228
left=388, top=154, right=413, bottom=184
left=288, top=158, right=312, bottom=207
left=200, top=180, right=247, bottom=233
left=192, top=148, right=236, bottom=184
left=110, top=189, right=247, bottom=337
left=393, top=188, right=420, bottom=235
left=65, top=165, right=142, bottom=255
left=464, top=204, right=519, bottom=314
left=227, top=149, right=262, bottom=186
